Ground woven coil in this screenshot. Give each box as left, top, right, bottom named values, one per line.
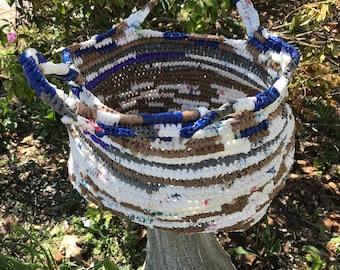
left=20, top=0, right=299, bottom=232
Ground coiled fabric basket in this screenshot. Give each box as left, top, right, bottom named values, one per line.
left=20, top=0, right=299, bottom=233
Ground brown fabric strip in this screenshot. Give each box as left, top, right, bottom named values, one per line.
left=108, top=134, right=224, bottom=158
left=74, top=174, right=272, bottom=233
left=71, top=162, right=283, bottom=229
left=79, top=128, right=286, bottom=187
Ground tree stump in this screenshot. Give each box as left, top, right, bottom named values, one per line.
left=144, top=228, right=236, bottom=270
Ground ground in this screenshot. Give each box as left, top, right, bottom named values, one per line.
left=0, top=0, right=339, bottom=269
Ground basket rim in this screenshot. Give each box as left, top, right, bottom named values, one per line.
left=19, top=0, right=300, bottom=139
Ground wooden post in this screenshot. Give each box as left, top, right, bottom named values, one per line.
left=144, top=228, right=236, bottom=270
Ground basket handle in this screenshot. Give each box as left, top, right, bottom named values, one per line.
left=234, top=0, right=260, bottom=37
left=19, top=48, right=79, bottom=119
left=135, top=0, right=260, bottom=37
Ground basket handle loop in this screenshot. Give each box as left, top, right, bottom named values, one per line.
left=132, top=0, right=259, bottom=37
left=123, top=0, right=158, bottom=29
left=234, top=0, right=260, bottom=37
left=19, top=48, right=78, bottom=119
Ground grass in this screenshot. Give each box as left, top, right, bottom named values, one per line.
left=0, top=206, right=145, bottom=270
left=0, top=0, right=339, bottom=269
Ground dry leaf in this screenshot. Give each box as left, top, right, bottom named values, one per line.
left=301, top=166, right=318, bottom=174
left=240, top=254, right=257, bottom=267
left=139, top=228, right=147, bottom=241
left=20, top=145, right=38, bottom=156
left=323, top=218, right=339, bottom=231
left=296, top=160, right=308, bottom=166
left=326, top=182, right=340, bottom=195
left=289, top=173, right=300, bottom=179
left=52, top=250, right=65, bottom=263
left=59, top=235, right=85, bottom=263
left=20, top=134, right=34, bottom=144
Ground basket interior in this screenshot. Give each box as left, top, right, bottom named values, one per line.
left=73, top=37, right=275, bottom=115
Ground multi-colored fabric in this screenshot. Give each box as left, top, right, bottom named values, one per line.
left=20, top=0, right=299, bottom=232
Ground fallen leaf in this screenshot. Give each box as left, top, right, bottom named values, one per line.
left=59, top=235, right=85, bottom=264
left=52, top=250, right=65, bottom=263
left=323, top=174, right=331, bottom=181
left=296, top=160, right=308, bottom=166
left=327, top=237, right=340, bottom=254
left=289, top=173, right=300, bottom=179
left=19, top=145, right=38, bottom=156
left=20, top=134, right=34, bottom=144
left=301, top=166, right=318, bottom=174
left=323, top=218, right=335, bottom=231
left=326, top=182, right=340, bottom=195
left=139, top=228, right=147, bottom=241
left=240, top=254, right=257, bottom=267
left=267, top=216, right=274, bottom=226
left=88, top=203, right=98, bottom=209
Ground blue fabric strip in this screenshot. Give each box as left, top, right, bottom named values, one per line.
left=19, top=53, right=56, bottom=97
left=75, top=46, right=97, bottom=57
left=95, top=123, right=136, bottom=138
left=254, top=86, right=280, bottom=112
left=54, top=68, right=79, bottom=82
left=62, top=48, right=74, bottom=63
left=71, top=85, right=82, bottom=97
left=180, top=111, right=219, bottom=138
left=93, top=111, right=221, bottom=139
left=139, top=111, right=183, bottom=125
left=96, top=28, right=117, bottom=43
left=249, top=30, right=300, bottom=65
left=239, top=119, right=269, bottom=138
left=164, top=31, right=188, bottom=40
left=97, top=42, right=118, bottom=54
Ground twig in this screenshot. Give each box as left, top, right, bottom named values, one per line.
left=157, top=16, right=181, bottom=24
left=303, top=122, right=340, bottom=128
left=294, top=30, right=314, bottom=37
left=294, top=40, right=323, bottom=48
left=327, top=56, right=340, bottom=66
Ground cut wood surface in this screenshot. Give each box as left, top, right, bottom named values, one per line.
left=144, top=228, right=237, bottom=270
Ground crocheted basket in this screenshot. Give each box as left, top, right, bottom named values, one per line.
left=20, top=0, right=299, bottom=233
